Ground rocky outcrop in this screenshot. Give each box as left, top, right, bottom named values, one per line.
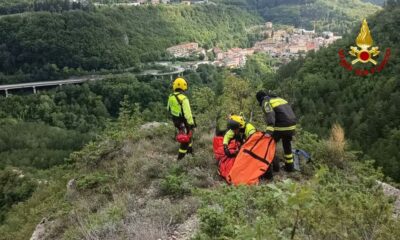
left=30, top=218, right=53, bottom=240
left=378, top=181, right=400, bottom=218
left=168, top=215, right=199, bottom=240
left=65, top=178, right=77, bottom=202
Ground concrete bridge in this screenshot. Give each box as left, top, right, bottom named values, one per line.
left=0, top=66, right=185, bottom=97
left=0, top=76, right=103, bottom=97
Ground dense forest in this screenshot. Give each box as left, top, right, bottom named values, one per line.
left=0, top=0, right=92, bottom=15
left=1, top=1, right=399, bottom=239
left=275, top=0, right=400, bottom=181
left=215, top=0, right=380, bottom=33
left=0, top=4, right=261, bottom=83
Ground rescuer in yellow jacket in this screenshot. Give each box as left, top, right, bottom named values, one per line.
left=223, top=114, right=256, bottom=157
left=167, top=77, right=195, bottom=160
left=256, top=90, right=297, bottom=172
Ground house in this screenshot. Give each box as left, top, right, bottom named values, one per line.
left=167, top=42, right=200, bottom=58
left=181, top=1, right=191, bottom=5
left=306, top=42, right=316, bottom=51
left=224, top=57, right=242, bottom=68
left=193, top=0, right=208, bottom=4
left=265, top=22, right=273, bottom=29
left=213, top=48, right=224, bottom=60
left=272, top=30, right=287, bottom=42
left=322, top=31, right=334, bottom=38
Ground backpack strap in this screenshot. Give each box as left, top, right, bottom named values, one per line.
left=173, top=92, right=185, bottom=117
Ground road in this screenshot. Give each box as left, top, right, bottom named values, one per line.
left=136, top=66, right=185, bottom=76
left=0, top=76, right=103, bottom=91
left=0, top=66, right=186, bottom=96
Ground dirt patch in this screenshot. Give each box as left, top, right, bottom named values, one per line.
left=168, top=214, right=199, bottom=240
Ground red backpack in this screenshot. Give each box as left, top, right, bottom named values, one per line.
left=176, top=130, right=192, bottom=144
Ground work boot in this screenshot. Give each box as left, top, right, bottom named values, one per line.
left=273, top=156, right=280, bottom=172
left=264, top=166, right=274, bottom=180
left=284, top=162, right=294, bottom=172
left=177, top=152, right=186, bottom=160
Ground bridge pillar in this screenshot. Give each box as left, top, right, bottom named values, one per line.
left=5, top=89, right=8, bottom=98
left=170, top=75, right=173, bottom=81
left=33, top=86, right=37, bottom=94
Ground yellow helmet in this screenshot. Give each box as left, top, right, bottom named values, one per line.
left=173, top=77, right=188, bottom=91
left=227, top=114, right=245, bottom=129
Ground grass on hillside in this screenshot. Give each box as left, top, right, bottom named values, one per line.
left=1, top=119, right=399, bottom=239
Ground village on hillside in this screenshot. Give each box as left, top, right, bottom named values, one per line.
left=166, top=22, right=342, bottom=69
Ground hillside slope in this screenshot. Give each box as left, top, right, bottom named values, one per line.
left=0, top=4, right=261, bottom=83
left=275, top=1, right=400, bottom=181
left=1, top=58, right=399, bottom=239
left=1, top=116, right=400, bottom=239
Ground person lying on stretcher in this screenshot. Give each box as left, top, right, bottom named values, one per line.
left=223, top=114, right=256, bottom=157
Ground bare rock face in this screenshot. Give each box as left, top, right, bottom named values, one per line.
left=378, top=181, right=400, bottom=218
left=30, top=218, right=51, bottom=240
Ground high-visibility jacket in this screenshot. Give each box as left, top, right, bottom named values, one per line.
left=223, top=123, right=256, bottom=145
left=261, top=97, right=296, bottom=134
left=167, top=92, right=194, bottom=125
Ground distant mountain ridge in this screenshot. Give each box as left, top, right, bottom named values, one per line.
left=215, top=0, right=381, bottom=34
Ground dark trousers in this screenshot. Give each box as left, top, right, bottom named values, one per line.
left=172, top=117, right=193, bottom=159
left=273, top=130, right=295, bottom=164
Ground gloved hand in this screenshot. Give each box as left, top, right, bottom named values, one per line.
left=224, top=145, right=238, bottom=158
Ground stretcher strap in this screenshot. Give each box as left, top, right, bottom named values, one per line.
left=263, top=137, right=273, bottom=161
left=243, top=149, right=270, bottom=165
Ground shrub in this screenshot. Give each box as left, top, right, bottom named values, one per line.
left=0, top=169, right=36, bottom=222
left=198, top=206, right=232, bottom=238
left=159, top=173, right=192, bottom=199
left=195, top=167, right=400, bottom=239
left=76, top=172, right=113, bottom=191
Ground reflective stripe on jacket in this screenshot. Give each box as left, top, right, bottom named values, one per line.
left=223, top=123, right=256, bottom=145
left=261, top=97, right=296, bottom=133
